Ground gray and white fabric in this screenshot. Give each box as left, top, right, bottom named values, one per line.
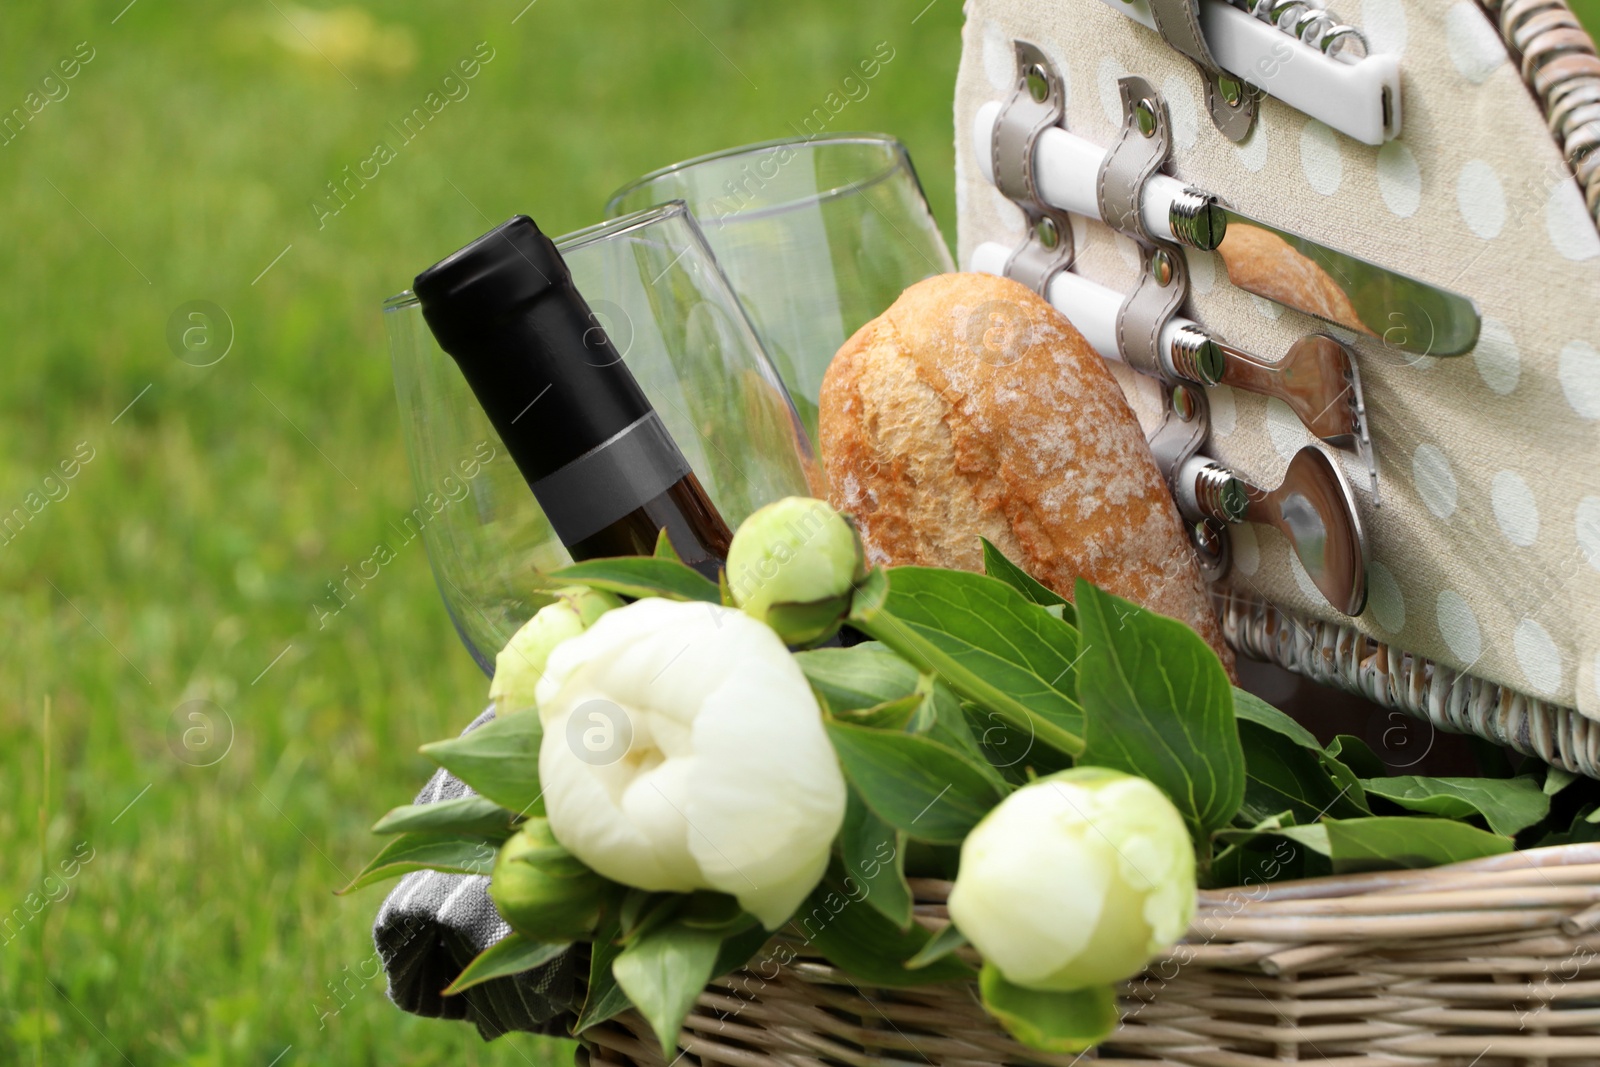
left=372, top=707, right=580, bottom=1039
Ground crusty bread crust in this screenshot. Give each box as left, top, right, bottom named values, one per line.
left=819, top=272, right=1234, bottom=672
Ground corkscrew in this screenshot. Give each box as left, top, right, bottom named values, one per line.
left=1229, top=0, right=1369, bottom=60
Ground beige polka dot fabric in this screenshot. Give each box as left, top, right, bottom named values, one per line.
left=953, top=0, right=1600, bottom=719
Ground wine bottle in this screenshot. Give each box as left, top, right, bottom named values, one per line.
left=413, top=215, right=732, bottom=577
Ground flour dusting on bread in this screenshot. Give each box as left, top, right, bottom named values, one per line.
left=818, top=272, right=1234, bottom=671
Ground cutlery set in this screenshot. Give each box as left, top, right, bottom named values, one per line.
left=973, top=31, right=1484, bottom=617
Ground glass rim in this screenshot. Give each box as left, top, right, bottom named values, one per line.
left=605, top=132, right=913, bottom=218
left=383, top=201, right=695, bottom=312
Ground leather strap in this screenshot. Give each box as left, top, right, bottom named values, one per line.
left=1118, top=244, right=1191, bottom=381
left=992, top=40, right=1074, bottom=294
left=1146, top=0, right=1258, bottom=143
left=1095, top=76, right=1169, bottom=245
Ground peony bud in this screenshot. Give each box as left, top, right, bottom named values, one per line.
left=947, top=767, right=1195, bottom=991
left=490, top=586, right=621, bottom=713
left=726, top=497, right=865, bottom=646
left=489, top=818, right=610, bottom=943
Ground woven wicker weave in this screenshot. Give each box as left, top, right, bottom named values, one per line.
left=582, top=843, right=1600, bottom=1066
left=1218, top=588, right=1600, bottom=781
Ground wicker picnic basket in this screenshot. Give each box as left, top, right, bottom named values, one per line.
left=584, top=844, right=1600, bottom=1066
left=578, top=1, right=1600, bottom=1063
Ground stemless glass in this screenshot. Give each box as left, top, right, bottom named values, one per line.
left=385, top=201, right=818, bottom=673
left=605, top=135, right=954, bottom=442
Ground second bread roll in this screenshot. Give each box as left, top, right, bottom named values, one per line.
left=819, top=272, right=1233, bottom=671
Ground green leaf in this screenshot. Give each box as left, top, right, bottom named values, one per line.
left=796, top=868, right=973, bottom=986
left=1232, top=692, right=1367, bottom=825
left=912, top=677, right=1000, bottom=785
left=1074, top=580, right=1245, bottom=841
left=1232, top=688, right=1320, bottom=748
left=980, top=537, right=1074, bottom=623
left=337, top=832, right=497, bottom=893
left=826, top=720, right=1003, bottom=844
left=839, top=788, right=913, bottom=929
left=796, top=643, right=920, bottom=712
left=1321, top=816, right=1512, bottom=873
left=1544, top=766, right=1580, bottom=797
left=831, top=693, right=922, bottom=731
left=711, top=923, right=772, bottom=979
left=420, top=709, right=545, bottom=816
left=443, top=933, right=569, bottom=995
left=1360, top=775, right=1550, bottom=836
left=612, top=922, right=723, bottom=1056
left=849, top=567, right=1085, bottom=758
left=978, top=963, right=1119, bottom=1054
left=548, top=557, right=720, bottom=604
left=653, top=528, right=682, bottom=563
left=372, top=795, right=520, bottom=840
left=905, top=923, right=967, bottom=969
left=574, top=915, right=631, bottom=1034
left=1324, top=734, right=1388, bottom=780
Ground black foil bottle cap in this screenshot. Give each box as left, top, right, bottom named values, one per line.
left=413, top=215, right=656, bottom=483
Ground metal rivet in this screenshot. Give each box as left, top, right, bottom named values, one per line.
left=1036, top=216, right=1060, bottom=249
left=1217, top=76, right=1244, bottom=109
left=1135, top=98, right=1159, bottom=137
left=1192, top=520, right=1222, bottom=557
left=1026, top=65, right=1050, bottom=103
left=1172, top=383, right=1196, bottom=421
left=1152, top=249, right=1175, bottom=287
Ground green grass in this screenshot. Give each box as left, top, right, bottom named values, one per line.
left=0, top=2, right=963, bottom=1064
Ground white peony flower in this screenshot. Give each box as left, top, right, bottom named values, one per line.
left=535, top=597, right=847, bottom=929
left=947, top=767, right=1196, bottom=990
left=726, top=496, right=864, bottom=646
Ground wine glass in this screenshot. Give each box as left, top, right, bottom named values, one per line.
left=385, top=201, right=818, bottom=673
left=605, top=135, right=954, bottom=444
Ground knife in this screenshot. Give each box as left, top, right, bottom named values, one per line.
left=974, top=103, right=1482, bottom=356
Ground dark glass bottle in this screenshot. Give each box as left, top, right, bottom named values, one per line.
left=413, top=215, right=732, bottom=577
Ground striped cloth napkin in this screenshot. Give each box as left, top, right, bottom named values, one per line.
left=372, top=707, right=580, bottom=1039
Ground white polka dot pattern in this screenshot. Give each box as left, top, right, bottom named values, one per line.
left=1472, top=317, right=1520, bottom=395
left=1491, top=470, right=1539, bottom=546
left=1576, top=497, right=1600, bottom=572
left=1412, top=444, right=1458, bottom=520
left=1162, top=73, right=1197, bottom=152
left=1299, top=121, right=1342, bottom=197
left=1547, top=181, right=1600, bottom=262
left=1437, top=590, right=1482, bottom=664
left=1456, top=159, right=1507, bottom=239
left=1376, top=141, right=1421, bottom=218
left=1445, top=1, right=1507, bottom=83
left=1367, top=561, right=1405, bottom=634
left=1514, top=619, right=1564, bottom=695
left=1558, top=341, right=1600, bottom=418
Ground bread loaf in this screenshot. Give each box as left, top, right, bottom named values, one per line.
left=819, top=272, right=1234, bottom=671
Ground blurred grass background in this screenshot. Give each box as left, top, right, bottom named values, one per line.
left=5, top=2, right=1600, bottom=1065
left=0, top=2, right=963, bottom=1064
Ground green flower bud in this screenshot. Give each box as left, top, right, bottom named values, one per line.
left=947, top=767, right=1196, bottom=991
left=488, top=818, right=610, bottom=943
left=726, top=497, right=865, bottom=647
left=490, top=586, right=621, bottom=713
